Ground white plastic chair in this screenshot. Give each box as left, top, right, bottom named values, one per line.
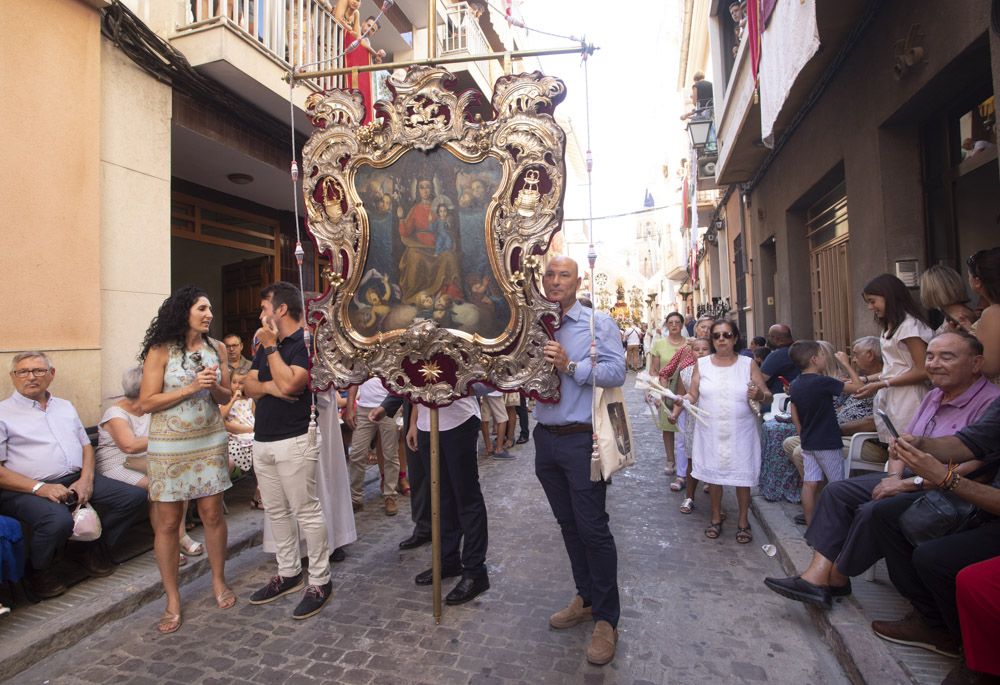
left=842, top=432, right=884, bottom=479
left=764, top=393, right=791, bottom=422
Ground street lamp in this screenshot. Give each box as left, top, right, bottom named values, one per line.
left=686, top=117, right=715, bottom=150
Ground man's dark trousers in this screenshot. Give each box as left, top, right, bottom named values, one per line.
left=871, top=499, right=1000, bottom=637
left=515, top=396, right=530, bottom=441
left=404, top=402, right=431, bottom=538
left=0, top=473, right=146, bottom=569
left=416, top=417, right=487, bottom=578
left=534, top=426, right=619, bottom=627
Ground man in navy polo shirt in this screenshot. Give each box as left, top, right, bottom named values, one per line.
left=244, top=282, right=332, bottom=619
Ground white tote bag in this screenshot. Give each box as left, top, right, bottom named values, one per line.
left=590, top=386, right=636, bottom=482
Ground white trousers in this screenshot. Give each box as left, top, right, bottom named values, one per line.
left=254, top=434, right=331, bottom=586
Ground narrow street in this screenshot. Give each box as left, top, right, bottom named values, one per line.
left=12, top=375, right=848, bottom=685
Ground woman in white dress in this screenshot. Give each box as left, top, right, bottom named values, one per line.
left=854, top=274, right=932, bottom=442
left=680, top=320, right=770, bottom=543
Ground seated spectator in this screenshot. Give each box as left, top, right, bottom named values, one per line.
left=920, top=264, right=978, bottom=335
left=871, top=424, right=1000, bottom=667
left=222, top=333, right=252, bottom=377
left=967, top=247, right=1000, bottom=385
left=782, top=336, right=886, bottom=476
left=954, top=556, right=1000, bottom=683
left=760, top=324, right=799, bottom=396
left=763, top=332, right=999, bottom=609
left=0, top=351, right=147, bottom=599
left=97, top=365, right=204, bottom=564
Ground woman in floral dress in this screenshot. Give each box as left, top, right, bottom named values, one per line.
left=139, top=286, right=234, bottom=634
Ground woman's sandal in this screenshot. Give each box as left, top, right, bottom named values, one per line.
left=398, top=473, right=411, bottom=496
left=669, top=478, right=686, bottom=492
left=179, top=535, right=204, bottom=557
left=736, top=526, right=753, bottom=544
left=157, top=611, right=182, bottom=635
left=178, top=554, right=187, bottom=567
left=705, top=521, right=723, bottom=539
left=215, top=588, right=237, bottom=610
left=679, top=498, right=695, bottom=514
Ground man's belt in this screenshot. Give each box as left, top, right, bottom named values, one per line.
left=538, top=422, right=593, bottom=436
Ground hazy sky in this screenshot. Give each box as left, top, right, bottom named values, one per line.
left=521, top=0, right=687, bottom=217
left=518, top=0, right=690, bottom=274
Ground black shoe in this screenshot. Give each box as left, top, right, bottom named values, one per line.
left=794, top=513, right=807, bottom=525
left=515, top=435, right=529, bottom=445
left=398, top=534, right=431, bottom=550
left=445, top=575, right=490, bottom=605
left=763, top=576, right=832, bottom=609
left=292, top=580, right=333, bottom=620
left=249, top=572, right=304, bottom=604
left=25, top=568, right=66, bottom=599
left=415, top=565, right=462, bottom=586
left=75, top=545, right=115, bottom=578
left=830, top=580, right=852, bottom=598
left=330, top=546, right=347, bottom=563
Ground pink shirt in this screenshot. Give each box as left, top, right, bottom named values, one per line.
left=906, top=376, right=1000, bottom=438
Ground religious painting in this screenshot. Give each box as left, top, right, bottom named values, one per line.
left=302, top=66, right=568, bottom=405
left=350, top=149, right=510, bottom=339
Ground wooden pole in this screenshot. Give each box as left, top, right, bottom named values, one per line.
left=430, top=406, right=442, bottom=623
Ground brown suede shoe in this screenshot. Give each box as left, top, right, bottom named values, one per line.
left=384, top=496, right=398, bottom=516
left=871, top=611, right=960, bottom=658
left=586, top=620, right=618, bottom=666
left=549, top=595, right=592, bottom=629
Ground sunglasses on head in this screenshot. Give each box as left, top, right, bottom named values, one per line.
left=712, top=331, right=735, bottom=340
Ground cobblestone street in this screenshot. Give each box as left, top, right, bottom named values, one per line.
left=11, top=376, right=848, bottom=685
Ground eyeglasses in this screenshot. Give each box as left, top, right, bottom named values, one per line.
left=712, top=331, right=735, bottom=340
left=12, top=368, right=50, bottom=378
left=190, top=352, right=205, bottom=372
left=224, top=343, right=243, bottom=349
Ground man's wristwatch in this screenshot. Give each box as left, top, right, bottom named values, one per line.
left=912, top=476, right=924, bottom=488
left=263, top=345, right=278, bottom=355
left=566, top=360, right=578, bottom=376
left=31, top=482, right=44, bottom=494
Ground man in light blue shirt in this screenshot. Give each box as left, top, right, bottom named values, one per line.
left=533, top=256, right=626, bottom=666
left=0, top=351, right=146, bottom=599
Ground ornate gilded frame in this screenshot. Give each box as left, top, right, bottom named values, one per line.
left=302, top=66, right=568, bottom=405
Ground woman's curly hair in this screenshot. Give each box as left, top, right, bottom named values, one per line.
left=139, top=286, right=211, bottom=361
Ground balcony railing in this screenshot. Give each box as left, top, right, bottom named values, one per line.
left=179, top=0, right=345, bottom=91
left=436, top=1, right=491, bottom=86
left=437, top=2, right=489, bottom=56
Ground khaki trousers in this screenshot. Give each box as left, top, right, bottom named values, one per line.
left=349, top=411, right=400, bottom=502
left=254, top=434, right=332, bottom=586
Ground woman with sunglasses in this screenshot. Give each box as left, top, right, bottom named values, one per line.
left=139, top=286, right=234, bottom=634
left=967, top=247, right=1000, bottom=385
left=678, top=320, right=769, bottom=543
left=854, top=274, right=932, bottom=444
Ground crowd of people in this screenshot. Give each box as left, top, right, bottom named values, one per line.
left=1, top=247, right=998, bottom=678
left=636, top=247, right=999, bottom=685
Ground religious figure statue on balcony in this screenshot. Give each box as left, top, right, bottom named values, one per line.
left=334, top=0, right=386, bottom=124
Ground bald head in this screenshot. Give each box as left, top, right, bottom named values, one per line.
left=543, top=256, right=582, bottom=310
left=767, top=324, right=793, bottom=347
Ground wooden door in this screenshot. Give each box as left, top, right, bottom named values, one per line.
left=222, top=256, right=273, bottom=357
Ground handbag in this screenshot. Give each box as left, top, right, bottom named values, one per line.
left=590, top=386, right=636, bottom=482
left=898, top=490, right=979, bottom=547
left=898, top=461, right=998, bottom=546
left=69, top=503, right=103, bottom=542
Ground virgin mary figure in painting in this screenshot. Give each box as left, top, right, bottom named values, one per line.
left=396, top=177, right=462, bottom=303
